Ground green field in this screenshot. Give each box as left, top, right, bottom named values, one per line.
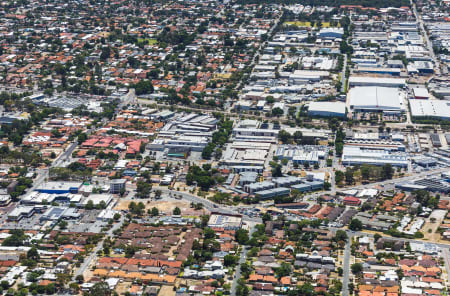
left=138, top=38, right=158, bottom=45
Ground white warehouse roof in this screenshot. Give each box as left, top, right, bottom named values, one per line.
left=348, top=76, right=406, bottom=87
left=409, top=99, right=450, bottom=120
left=348, top=87, right=404, bottom=111
left=308, top=101, right=346, bottom=116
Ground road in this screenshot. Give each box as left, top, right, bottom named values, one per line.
left=234, top=15, right=281, bottom=92
left=442, top=248, right=450, bottom=286
left=72, top=215, right=125, bottom=281
left=412, top=1, right=441, bottom=75
left=230, top=224, right=256, bottom=296
left=341, top=232, right=353, bottom=296
left=26, top=142, right=78, bottom=194
left=340, top=54, right=348, bottom=93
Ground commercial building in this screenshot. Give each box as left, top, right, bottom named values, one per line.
left=81, top=194, right=113, bottom=207
left=319, top=27, right=344, bottom=39
left=244, top=181, right=275, bottom=194
left=165, top=136, right=209, bottom=152
left=110, top=179, right=126, bottom=194
left=7, top=206, right=38, bottom=221
left=255, top=187, right=290, bottom=199
left=207, top=213, right=242, bottom=230
left=342, top=146, right=408, bottom=167
left=272, top=176, right=302, bottom=188
left=343, top=196, right=362, bottom=206
left=348, top=86, right=405, bottom=113
left=35, top=182, right=82, bottom=194
left=308, top=101, right=346, bottom=118
left=291, top=181, right=324, bottom=192
left=40, top=207, right=80, bottom=221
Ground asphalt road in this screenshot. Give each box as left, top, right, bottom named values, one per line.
left=230, top=224, right=256, bottom=296
left=72, top=216, right=125, bottom=281
left=340, top=54, right=348, bottom=93
left=412, top=1, right=441, bottom=75
left=341, top=232, right=352, bottom=296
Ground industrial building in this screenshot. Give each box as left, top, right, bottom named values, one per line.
left=308, top=101, right=346, bottom=118
left=409, top=99, right=450, bottom=120
left=275, top=145, right=327, bottom=164
left=348, top=87, right=405, bottom=113
left=342, top=146, right=408, bottom=167
left=412, top=87, right=430, bottom=99
left=348, top=77, right=406, bottom=88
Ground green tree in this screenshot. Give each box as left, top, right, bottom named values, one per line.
left=275, top=262, right=292, bottom=278
left=349, top=219, right=363, bottom=231
left=224, top=254, right=238, bottom=267
left=381, top=163, right=393, bottom=180
left=150, top=207, right=159, bottom=217
left=235, top=229, right=249, bottom=245
left=88, top=282, right=110, bottom=296
left=59, top=220, right=68, bottom=230
left=334, top=230, right=348, bottom=242
left=27, top=247, right=40, bottom=261
left=345, top=168, right=354, bottom=185
left=173, top=207, right=181, bottom=215
left=351, top=263, right=363, bottom=275
left=272, top=107, right=284, bottom=117
left=335, top=170, right=344, bottom=185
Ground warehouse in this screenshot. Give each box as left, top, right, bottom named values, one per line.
left=348, top=77, right=406, bottom=88
left=430, top=134, right=441, bottom=147
left=348, top=87, right=405, bottom=113
left=275, top=145, right=327, bottom=162
left=232, top=127, right=279, bottom=138
left=308, top=101, right=346, bottom=118
left=409, top=99, right=450, bottom=120
left=166, top=136, right=209, bottom=152
left=412, top=87, right=430, bottom=99
left=342, top=146, right=408, bottom=167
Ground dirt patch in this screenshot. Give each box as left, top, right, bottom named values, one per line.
left=114, top=199, right=205, bottom=216
left=158, top=285, right=176, bottom=296
left=424, top=210, right=448, bottom=242
left=115, top=282, right=132, bottom=295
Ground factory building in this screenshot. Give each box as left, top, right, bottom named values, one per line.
left=409, top=99, right=450, bottom=120
left=348, top=77, right=406, bottom=88
left=348, top=87, right=405, bottom=113
left=342, top=146, right=408, bottom=167
left=308, top=101, right=346, bottom=118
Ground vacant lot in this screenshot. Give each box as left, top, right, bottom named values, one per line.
left=284, top=21, right=337, bottom=28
